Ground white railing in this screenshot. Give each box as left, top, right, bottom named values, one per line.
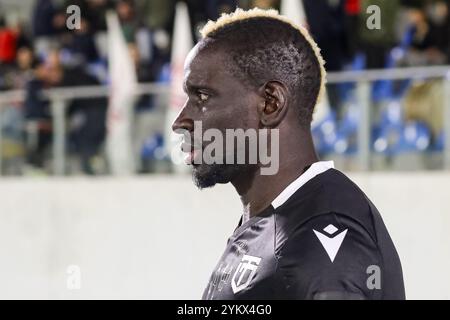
left=0, top=65, right=449, bottom=175
left=0, top=83, right=169, bottom=175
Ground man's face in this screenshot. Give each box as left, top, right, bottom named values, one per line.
left=172, top=42, right=261, bottom=188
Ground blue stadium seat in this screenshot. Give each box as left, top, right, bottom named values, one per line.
left=141, top=132, right=166, bottom=161
left=312, top=111, right=338, bottom=155
left=372, top=101, right=431, bottom=155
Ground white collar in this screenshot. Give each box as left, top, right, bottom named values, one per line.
left=271, top=161, right=334, bottom=209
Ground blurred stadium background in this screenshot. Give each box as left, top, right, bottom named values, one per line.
left=0, top=0, right=449, bottom=299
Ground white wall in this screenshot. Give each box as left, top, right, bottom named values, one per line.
left=0, top=172, right=449, bottom=299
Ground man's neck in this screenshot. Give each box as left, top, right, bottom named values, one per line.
left=232, top=132, right=318, bottom=222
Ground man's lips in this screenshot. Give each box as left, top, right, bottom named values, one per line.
left=181, top=141, right=202, bottom=165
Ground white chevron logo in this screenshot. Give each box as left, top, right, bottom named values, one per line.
left=313, top=224, right=348, bottom=262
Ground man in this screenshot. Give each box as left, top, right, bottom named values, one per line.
left=172, top=8, right=405, bottom=300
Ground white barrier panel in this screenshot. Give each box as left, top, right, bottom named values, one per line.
left=0, top=173, right=449, bottom=299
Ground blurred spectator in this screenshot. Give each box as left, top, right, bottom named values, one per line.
left=8, top=46, right=36, bottom=90
left=0, top=16, right=17, bottom=64
left=32, top=0, right=56, bottom=38
left=343, top=0, right=361, bottom=58
left=63, top=66, right=107, bottom=175
left=22, top=47, right=107, bottom=174
left=32, top=0, right=58, bottom=59
left=61, top=0, right=114, bottom=60
left=84, top=0, right=114, bottom=33
left=303, top=0, right=350, bottom=116
left=184, top=0, right=209, bottom=41
left=0, top=0, right=448, bottom=175
left=14, top=22, right=33, bottom=53
left=404, top=79, right=444, bottom=142
left=430, top=0, right=450, bottom=62
left=136, top=0, right=176, bottom=31
left=304, top=0, right=351, bottom=72
left=62, top=17, right=99, bottom=64
left=401, top=1, right=449, bottom=148
left=0, top=44, right=36, bottom=174
left=403, top=0, right=449, bottom=65
left=23, top=49, right=62, bottom=169
left=116, top=0, right=138, bottom=43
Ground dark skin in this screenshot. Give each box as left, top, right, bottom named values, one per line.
left=172, top=40, right=318, bottom=221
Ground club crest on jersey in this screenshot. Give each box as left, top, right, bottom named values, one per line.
left=231, top=254, right=261, bottom=294
left=313, top=224, right=348, bottom=263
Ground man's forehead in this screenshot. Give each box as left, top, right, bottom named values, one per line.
left=183, top=41, right=227, bottom=85
left=184, top=40, right=224, bottom=69
left=183, top=42, right=202, bottom=71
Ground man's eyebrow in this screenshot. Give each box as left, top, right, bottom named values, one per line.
left=184, top=81, right=216, bottom=93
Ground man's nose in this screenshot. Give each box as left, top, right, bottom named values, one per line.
left=171, top=107, right=194, bottom=134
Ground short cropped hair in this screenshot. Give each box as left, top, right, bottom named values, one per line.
left=200, top=8, right=326, bottom=127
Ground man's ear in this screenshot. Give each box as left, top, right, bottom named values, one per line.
left=257, top=81, right=289, bottom=128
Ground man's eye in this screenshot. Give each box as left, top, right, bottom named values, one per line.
left=198, top=92, right=209, bottom=102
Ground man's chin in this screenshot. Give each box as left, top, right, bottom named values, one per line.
left=192, top=163, right=241, bottom=189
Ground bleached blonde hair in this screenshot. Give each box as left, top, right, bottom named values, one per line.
left=200, top=8, right=327, bottom=108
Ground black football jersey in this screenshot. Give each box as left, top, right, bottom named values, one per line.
left=202, top=162, right=405, bottom=300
